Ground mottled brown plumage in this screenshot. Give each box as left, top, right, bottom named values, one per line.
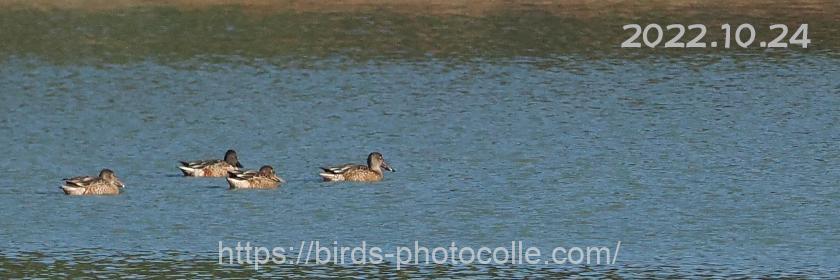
left=319, top=152, right=395, bottom=182
left=227, top=165, right=285, bottom=189
left=61, top=169, right=125, bottom=196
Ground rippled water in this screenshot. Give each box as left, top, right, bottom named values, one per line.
left=1, top=3, right=839, bottom=278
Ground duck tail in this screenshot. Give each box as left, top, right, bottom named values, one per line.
left=60, top=185, right=85, bottom=196
left=226, top=177, right=250, bottom=189
left=319, top=172, right=339, bottom=181
left=178, top=166, right=194, bottom=176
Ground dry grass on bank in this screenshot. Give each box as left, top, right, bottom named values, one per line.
left=0, top=0, right=837, bottom=17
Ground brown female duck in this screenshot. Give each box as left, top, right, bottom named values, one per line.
left=61, top=169, right=125, bottom=196
left=319, top=152, right=395, bottom=182
left=226, top=165, right=285, bottom=189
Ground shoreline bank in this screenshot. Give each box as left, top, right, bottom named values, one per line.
left=0, top=0, right=838, bottom=17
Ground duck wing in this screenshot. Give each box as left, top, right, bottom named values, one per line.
left=63, top=176, right=98, bottom=187
left=180, top=159, right=222, bottom=169
left=320, top=163, right=364, bottom=174
left=227, top=169, right=258, bottom=179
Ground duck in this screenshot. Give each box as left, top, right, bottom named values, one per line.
left=178, top=149, right=242, bottom=177
left=226, top=165, right=285, bottom=189
left=61, top=169, right=125, bottom=196
left=319, top=152, right=395, bottom=182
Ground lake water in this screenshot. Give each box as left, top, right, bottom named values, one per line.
left=0, top=4, right=839, bottom=278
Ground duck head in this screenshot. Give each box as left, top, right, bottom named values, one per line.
left=259, top=165, right=285, bottom=183
left=100, top=168, right=125, bottom=188
left=368, top=152, right=395, bottom=172
left=224, top=149, right=243, bottom=168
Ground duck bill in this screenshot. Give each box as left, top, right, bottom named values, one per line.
left=381, top=162, right=395, bottom=172
left=274, top=175, right=286, bottom=184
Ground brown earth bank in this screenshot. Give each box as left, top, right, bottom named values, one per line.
left=0, top=0, right=836, bottom=61
left=0, top=0, right=838, bottom=17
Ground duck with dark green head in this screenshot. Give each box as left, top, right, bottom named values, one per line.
left=178, top=149, right=242, bottom=177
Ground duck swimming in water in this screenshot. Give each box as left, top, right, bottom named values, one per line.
left=178, top=149, right=242, bottom=177
left=227, top=165, right=285, bottom=189
left=319, top=152, right=395, bottom=182
left=61, top=169, right=125, bottom=196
